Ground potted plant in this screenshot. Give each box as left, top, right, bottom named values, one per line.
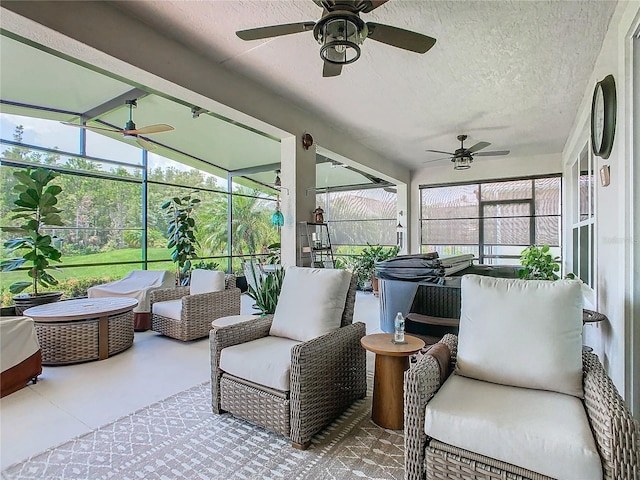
left=246, top=261, right=285, bottom=315
left=518, top=245, right=560, bottom=280
left=1, top=167, right=65, bottom=314
left=352, top=243, right=399, bottom=295
left=161, top=192, right=200, bottom=286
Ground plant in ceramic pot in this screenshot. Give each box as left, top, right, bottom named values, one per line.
left=1, top=167, right=65, bottom=313
left=161, top=192, right=200, bottom=286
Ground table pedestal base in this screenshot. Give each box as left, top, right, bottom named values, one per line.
left=372, top=354, right=410, bottom=430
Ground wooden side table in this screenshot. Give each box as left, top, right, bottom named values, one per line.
left=360, top=333, right=425, bottom=430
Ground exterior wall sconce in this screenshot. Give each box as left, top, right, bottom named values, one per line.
left=302, top=133, right=314, bottom=150
left=396, top=222, right=404, bottom=249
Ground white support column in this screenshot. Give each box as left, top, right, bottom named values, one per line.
left=280, top=134, right=316, bottom=267
left=395, top=183, right=409, bottom=255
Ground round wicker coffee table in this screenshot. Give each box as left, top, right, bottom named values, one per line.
left=24, top=297, right=137, bottom=365
left=361, top=333, right=425, bottom=430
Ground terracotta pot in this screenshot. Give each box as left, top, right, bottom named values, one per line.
left=13, top=292, right=63, bottom=315
left=372, top=276, right=380, bottom=297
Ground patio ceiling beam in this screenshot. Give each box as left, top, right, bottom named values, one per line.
left=82, top=88, right=149, bottom=121
left=228, top=162, right=281, bottom=177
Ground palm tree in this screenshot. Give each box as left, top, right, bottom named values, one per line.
left=199, top=190, right=279, bottom=259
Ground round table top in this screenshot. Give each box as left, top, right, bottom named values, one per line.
left=24, top=297, right=138, bottom=322
left=361, top=333, right=425, bottom=357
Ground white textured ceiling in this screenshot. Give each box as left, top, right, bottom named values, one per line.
left=109, top=0, right=617, bottom=170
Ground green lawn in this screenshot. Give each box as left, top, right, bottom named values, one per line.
left=1, top=248, right=171, bottom=285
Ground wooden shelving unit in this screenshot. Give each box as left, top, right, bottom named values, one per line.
left=299, top=222, right=335, bottom=268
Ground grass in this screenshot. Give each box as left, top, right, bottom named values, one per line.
left=0, top=248, right=172, bottom=286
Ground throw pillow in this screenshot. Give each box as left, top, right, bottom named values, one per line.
left=456, top=275, right=584, bottom=398
left=269, top=267, right=351, bottom=342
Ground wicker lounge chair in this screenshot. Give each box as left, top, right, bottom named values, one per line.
left=404, top=276, right=639, bottom=480
left=210, top=267, right=366, bottom=449
left=150, top=271, right=240, bottom=341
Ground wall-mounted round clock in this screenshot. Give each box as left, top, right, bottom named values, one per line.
left=590, top=74, right=616, bottom=159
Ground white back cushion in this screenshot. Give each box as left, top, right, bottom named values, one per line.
left=190, top=269, right=225, bottom=295
left=456, top=275, right=584, bottom=398
left=269, top=267, right=351, bottom=342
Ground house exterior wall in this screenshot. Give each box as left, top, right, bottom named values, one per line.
left=562, top=0, right=640, bottom=415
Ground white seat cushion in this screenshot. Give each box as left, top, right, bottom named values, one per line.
left=456, top=275, right=584, bottom=397
left=425, top=374, right=602, bottom=480
left=269, top=267, right=351, bottom=342
left=190, top=269, right=225, bottom=295
left=152, top=300, right=182, bottom=320
left=220, top=336, right=302, bottom=391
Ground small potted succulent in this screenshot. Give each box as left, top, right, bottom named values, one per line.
left=1, top=167, right=65, bottom=313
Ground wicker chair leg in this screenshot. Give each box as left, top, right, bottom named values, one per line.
left=292, top=440, right=311, bottom=450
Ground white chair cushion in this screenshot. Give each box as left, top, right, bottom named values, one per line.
left=269, top=267, right=351, bottom=342
left=152, top=300, right=182, bottom=321
left=456, top=275, right=584, bottom=397
left=220, top=336, right=302, bottom=391
left=190, top=269, right=225, bottom=295
left=211, top=314, right=259, bottom=328
left=425, top=374, right=602, bottom=480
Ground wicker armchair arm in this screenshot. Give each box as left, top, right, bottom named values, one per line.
left=224, top=274, right=236, bottom=290
left=289, top=321, right=367, bottom=446
left=209, top=315, right=273, bottom=413
left=149, top=286, right=189, bottom=304
left=182, top=288, right=241, bottom=320
left=582, top=352, right=639, bottom=480
left=404, top=334, right=458, bottom=480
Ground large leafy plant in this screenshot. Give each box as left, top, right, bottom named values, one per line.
left=162, top=192, right=201, bottom=285
left=246, top=261, right=285, bottom=315
left=518, top=245, right=560, bottom=280
left=351, top=243, right=399, bottom=289
left=1, top=167, right=64, bottom=295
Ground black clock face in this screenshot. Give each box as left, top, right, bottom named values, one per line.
left=591, top=75, right=616, bottom=159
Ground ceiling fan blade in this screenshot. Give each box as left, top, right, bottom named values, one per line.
left=131, top=124, right=174, bottom=135
left=323, top=61, right=343, bottom=77
left=236, top=22, right=316, bottom=41
left=467, top=141, right=491, bottom=153
left=135, top=137, right=156, bottom=151
left=366, top=22, right=436, bottom=54
left=474, top=150, right=510, bottom=157
left=423, top=156, right=451, bottom=164
left=425, top=149, right=455, bottom=155
left=60, top=122, right=121, bottom=134
left=360, top=1, right=390, bottom=13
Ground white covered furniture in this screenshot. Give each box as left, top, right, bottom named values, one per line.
left=1, top=316, right=41, bottom=397
left=150, top=270, right=240, bottom=341
left=210, top=266, right=366, bottom=449
left=404, top=275, right=639, bottom=480
left=88, top=270, right=173, bottom=330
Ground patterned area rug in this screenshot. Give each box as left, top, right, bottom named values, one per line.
left=2, top=382, right=404, bottom=480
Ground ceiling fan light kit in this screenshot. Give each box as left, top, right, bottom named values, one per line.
left=317, top=13, right=364, bottom=65
left=453, top=156, right=472, bottom=170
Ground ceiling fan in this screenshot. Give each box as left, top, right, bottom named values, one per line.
left=236, top=0, right=436, bottom=77
left=424, top=135, right=510, bottom=170
left=61, top=99, right=174, bottom=150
